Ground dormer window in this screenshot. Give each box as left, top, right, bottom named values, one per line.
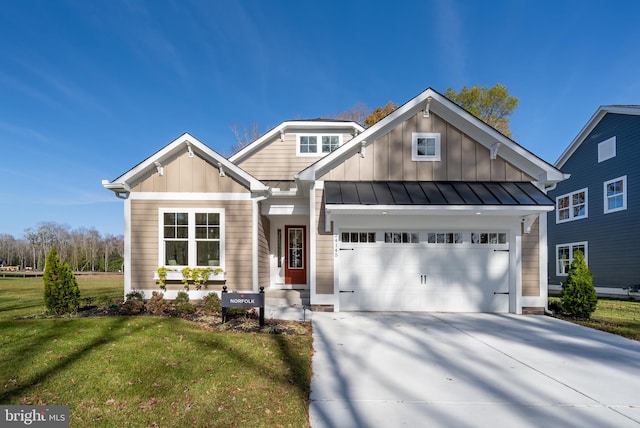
left=297, top=134, right=341, bottom=155
left=412, top=132, right=441, bottom=161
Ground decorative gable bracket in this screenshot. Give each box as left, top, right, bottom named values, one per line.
left=522, top=214, right=537, bottom=234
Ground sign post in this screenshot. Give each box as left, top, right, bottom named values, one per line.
left=221, top=286, right=265, bottom=326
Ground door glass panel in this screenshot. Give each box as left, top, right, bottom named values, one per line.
left=288, top=228, right=304, bottom=269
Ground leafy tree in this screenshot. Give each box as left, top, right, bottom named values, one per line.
left=43, top=248, right=80, bottom=314
left=444, top=83, right=518, bottom=138
left=328, top=102, right=370, bottom=125
left=364, top=101, right=399, bottom=128
left=560, top=251, right=597, bottom=318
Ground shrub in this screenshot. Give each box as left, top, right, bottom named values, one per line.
left=560, top=251, right=598, bottom=318
left=173, top=291, right=195, bottom=315
left=126, top=290, right=145, bottom=301
left=145, top=291, right=172, bottom=315
left=120, top=299, right=144, bottom=315
left=43, top=248, right=80, bottom=315
left=202, top=292, right=222, bottom=313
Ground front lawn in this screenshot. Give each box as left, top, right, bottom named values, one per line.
left=549, top=296, right=640, bottom=341
left=0, top=276, right=312, bottom=427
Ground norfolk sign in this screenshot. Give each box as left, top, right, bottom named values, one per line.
left=222, top=292, right=264, bottom=308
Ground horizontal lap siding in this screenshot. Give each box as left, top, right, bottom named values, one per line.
left=522, top=218, right=540, bottom=296
left=316, top=188, right=334, bottom=294
left=238, top=132, right=356, bottom=180
left=130, top=200, right=253, bottom=291
left=258, top=212, right=270, bottom=287
left=547, top=113, right=640, bottom=287
left=321, top=112, right=533, bottom=181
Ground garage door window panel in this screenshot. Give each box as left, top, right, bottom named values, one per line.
left=385, top=232, right=419, bottom=243
left=341, top=232, right=376, bottom=243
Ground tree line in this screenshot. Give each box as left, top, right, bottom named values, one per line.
left=0, top=222, right=124, bottom=272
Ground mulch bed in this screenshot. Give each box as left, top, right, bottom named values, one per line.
left=17, top=303, right=311, bottom=336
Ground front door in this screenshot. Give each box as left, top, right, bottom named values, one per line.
left=285, top=225, right=306, bottom=284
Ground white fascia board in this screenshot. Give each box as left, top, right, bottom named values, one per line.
left=228, top=120, right=364, bottom=164
left=128, top=192, right=252, bottom=201
left=299, top=88, right=563, bottom=184
left=326, top=204, right=554, bottom=216
left=105, top=133, right=267, bottom=194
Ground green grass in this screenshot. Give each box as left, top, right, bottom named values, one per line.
left=0, top=276, right=312, bottom=427
left=549, top=296, right=640, bottom=341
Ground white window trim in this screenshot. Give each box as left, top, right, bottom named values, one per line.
left=555, top=241, right=588, bottom=276
left=158, top=208, right=225, bottom=270
left=411, top=132, right=441, bottom=161
left=296, top=133, right=342, bottom=156
left=598, top=136, right=616, bottom=163
left=556, top=188, right=588, bottom=223
left=604, top=175, right=627, bottom=214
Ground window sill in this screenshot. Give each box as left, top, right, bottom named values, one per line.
left=153, top=270, right=226, bottom=282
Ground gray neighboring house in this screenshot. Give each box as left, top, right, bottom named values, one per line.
left=548, top=105, right=640, bottom=293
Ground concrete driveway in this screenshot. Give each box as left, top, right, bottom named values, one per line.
left=309, top=312, right=640, bottom=428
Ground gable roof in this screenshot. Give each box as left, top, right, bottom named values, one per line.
left=228, top=119, right=365, bottom=165
left=102, top=133, right=267, bottom=198
left=555, top=105, right=640, bottom=168
left=298, top=87, right=566, bottom=186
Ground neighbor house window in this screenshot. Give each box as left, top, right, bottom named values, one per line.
left=556, top=188, right=588, bottom=223
left=604, top=176, right=627, bottom=214
left=160, top=209, right=224, bottom=268
left=297, top=134, right=341, bottom=155
left=556, top=242, right=587, bottom=276
left=598, top=136, right=616, bottom=163
left=412, top=132, right=441, bottom=161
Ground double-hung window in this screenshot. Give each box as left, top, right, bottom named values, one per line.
left=604, top=176, right=627, bottom=214
left=160, top=208, right=224, bottom=268
left=297, top=134, right=341, bottom=155
left=556, top=188, right=588, bottom=223
left=412, top=132, right=441, bottom=161
left=556, top=242, right=587, bottom=276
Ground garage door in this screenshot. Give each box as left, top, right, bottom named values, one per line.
left=338, top=231, right=509, bottom=312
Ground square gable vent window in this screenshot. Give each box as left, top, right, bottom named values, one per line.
left=598, top=136, right=616, bottom=163
left=412, top=132, right=441, bottom=161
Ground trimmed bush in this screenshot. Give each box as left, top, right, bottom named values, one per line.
left=202, top=292, right=222, bottom=313
left=560, top=250, right=597, bottom=318
left=174, top=291, right=195, bottom=315
left=145, top=291, right=172, bottom=315
left=43, top=248, right=80, bottom=315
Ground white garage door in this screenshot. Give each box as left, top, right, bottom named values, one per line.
left=338, top=231, right=510, bottom=312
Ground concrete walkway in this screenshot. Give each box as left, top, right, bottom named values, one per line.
left=310, top=312, right=640, bottom=427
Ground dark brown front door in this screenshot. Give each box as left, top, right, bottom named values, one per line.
left=285, top=225, right=306, bottom=284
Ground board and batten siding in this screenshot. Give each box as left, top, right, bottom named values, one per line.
left=547, top=113, right=640, bottom=287
left=236, top=131, right=356, bottom=180
left=320, top=112, right=532, bottom=182
left=132, top=151, right=249, bottom=194
left=130, top=199, right=254, bottom=292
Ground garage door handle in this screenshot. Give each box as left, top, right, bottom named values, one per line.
left=340, top=248, right=354, bottom=251
left=493, top=249, right=509, bottom=252
left=340, top=290, right=355, bottom=293
left=493, top=292, right=509, bottom=295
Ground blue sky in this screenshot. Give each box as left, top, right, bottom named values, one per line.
left=2, top=0, right=640, bottom=238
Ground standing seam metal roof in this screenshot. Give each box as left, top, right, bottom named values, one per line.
left=324, top=181, right=554, bottom=206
